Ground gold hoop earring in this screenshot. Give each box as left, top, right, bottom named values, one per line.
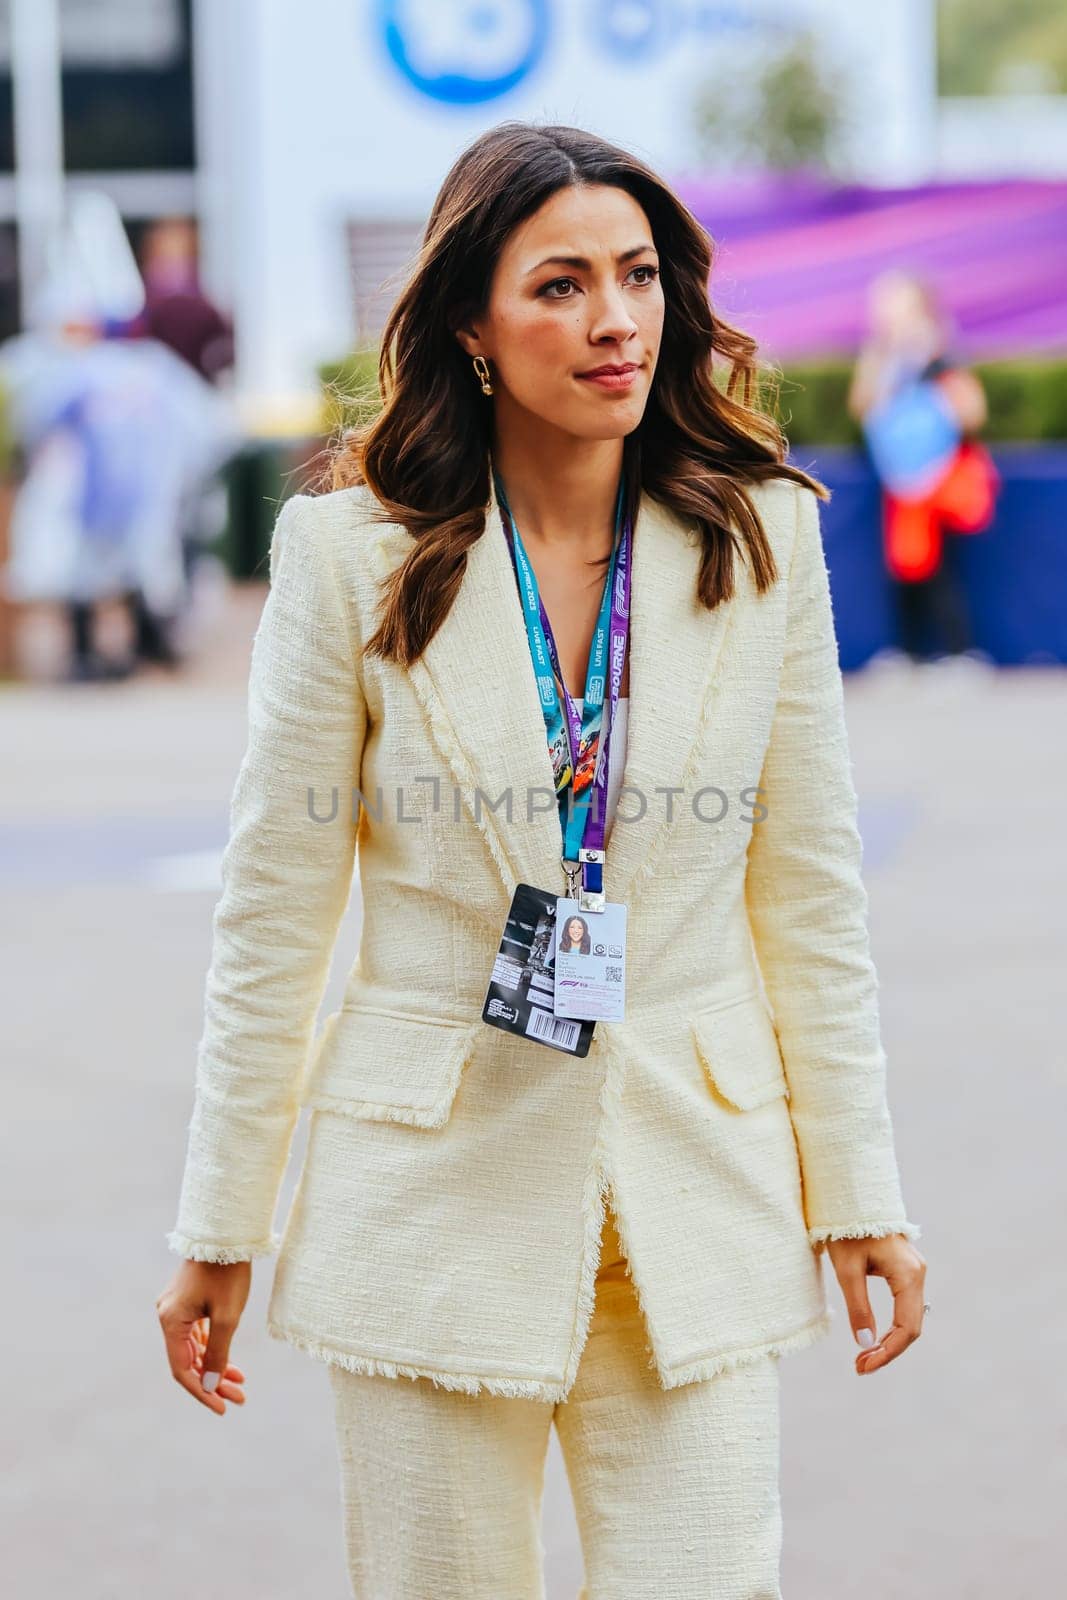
left=472, top=355, right=493, bottom=396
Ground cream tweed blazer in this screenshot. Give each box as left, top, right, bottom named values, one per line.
left=167, top=469, right=922, bottom=1402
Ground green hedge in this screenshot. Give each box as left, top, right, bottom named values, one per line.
left=321, top=350, right=1067, bottom=446
left=320, top=348, right=385, bottom=439
left=0, top=387, right=14, bottom=479
left=766, top=357, right=1067, bottom=446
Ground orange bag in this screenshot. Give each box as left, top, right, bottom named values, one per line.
left=884, top=440, right=1000, bottom=580
left=934, top=440, right=1001, bottom=533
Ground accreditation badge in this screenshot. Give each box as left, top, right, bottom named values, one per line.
left=553, top=897, right=627, bottom=1022
left=481, top=883, right=596, bottom=1057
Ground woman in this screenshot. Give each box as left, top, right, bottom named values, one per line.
left=560, top=914, right=592, bottom=955
left=157, top=123, right=925, bottom=1598
left=848, top=268, right=999, bottom=664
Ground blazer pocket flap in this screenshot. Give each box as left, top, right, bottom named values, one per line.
left=302, top=1006, right=483, bottom=1127
left=690, top=994, right=790, bottom=1111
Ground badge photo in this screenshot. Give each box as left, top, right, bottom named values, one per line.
left=482, top=883, right=596, bottom=1056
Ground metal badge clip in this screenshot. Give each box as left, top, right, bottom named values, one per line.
left=578, top=847, right=606, bottom=914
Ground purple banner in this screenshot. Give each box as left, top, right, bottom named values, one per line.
left=673, top=173, right=1067, bottom=360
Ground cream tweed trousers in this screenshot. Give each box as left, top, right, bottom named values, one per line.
left=327, top=1200, right=783, bottom=1599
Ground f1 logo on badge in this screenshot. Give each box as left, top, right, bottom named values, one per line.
left=376, top=0, right=551, bottom=105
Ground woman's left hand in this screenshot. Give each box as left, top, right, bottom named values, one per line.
left=825, top=1234, right=927, bottom=1375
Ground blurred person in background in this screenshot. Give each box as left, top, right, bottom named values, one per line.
left=0, top=269, right=239, bottom=681
left=848, top=268, right=1000, bottom=667
left=126, top=217, right=235, bottom=385
left=122, top=216, right=238, bottom=655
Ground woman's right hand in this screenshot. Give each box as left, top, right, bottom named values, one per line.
left=156, top=1259, right=252, bottom=1415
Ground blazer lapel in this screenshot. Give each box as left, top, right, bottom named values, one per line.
left=386, top=471, right=565, bottom=898
left=371, top=472, right=743, bottom=912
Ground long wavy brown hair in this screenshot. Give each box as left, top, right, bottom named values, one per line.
left=330, top=121, right=828, bottom=666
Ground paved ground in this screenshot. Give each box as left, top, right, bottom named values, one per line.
left=2, top=574, right=1065, bottom=1598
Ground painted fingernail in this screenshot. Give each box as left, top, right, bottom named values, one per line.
left=856, top=1328, right=875, bottom=1347
left=202, top=1371, right=220, bottom=1392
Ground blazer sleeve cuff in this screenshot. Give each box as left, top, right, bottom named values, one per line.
left=808, top=1218, right=923, bottom=1252
left=165, top=1229, right=283, bottom=1264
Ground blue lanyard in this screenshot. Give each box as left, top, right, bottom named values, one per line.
left=494, top=466, right=627, bottom=866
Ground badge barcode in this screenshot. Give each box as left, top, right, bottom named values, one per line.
left=526, top=1007, right=582, bottom=1050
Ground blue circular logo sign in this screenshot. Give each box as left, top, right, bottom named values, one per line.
left=377, top=0, right=551, bottom=105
